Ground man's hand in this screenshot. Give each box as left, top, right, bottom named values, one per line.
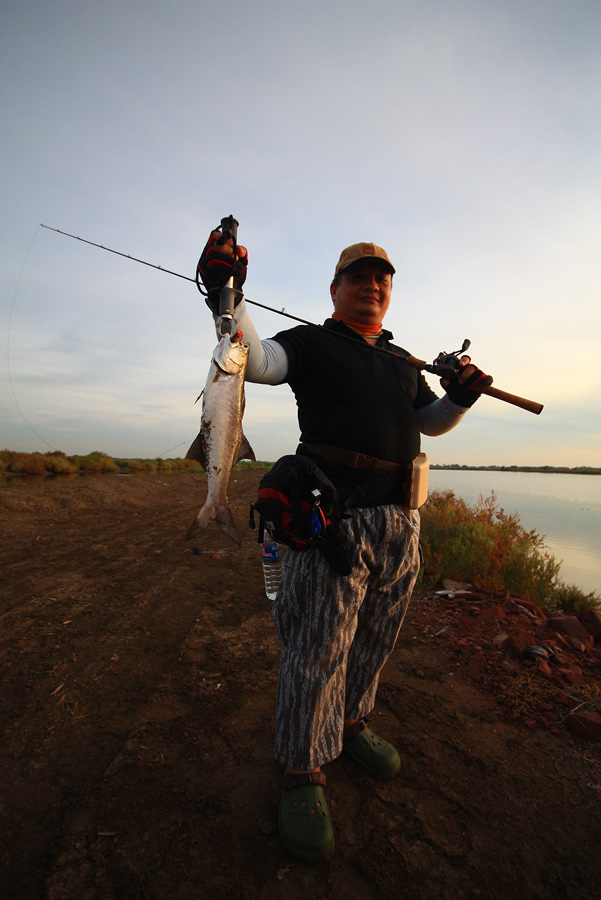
left=197, top=230, right=248, bottom=313
left=441, top=355, right=493, bottom=408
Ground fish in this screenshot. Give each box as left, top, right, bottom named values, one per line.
left=185, top=330, right=255, bottom=545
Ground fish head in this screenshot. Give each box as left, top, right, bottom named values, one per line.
left=212, top=330, right=250, bottom=375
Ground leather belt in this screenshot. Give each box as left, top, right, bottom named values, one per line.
left=302, top=442, right=405, bottom=473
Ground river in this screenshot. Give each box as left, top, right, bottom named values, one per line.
left=427, top=469, right=601, bottom=596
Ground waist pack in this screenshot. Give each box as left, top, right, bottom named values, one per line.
left=249, top=454, right=353, bottom=576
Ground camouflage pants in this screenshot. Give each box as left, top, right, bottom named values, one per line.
left=272, top=504, right=421, bottom=770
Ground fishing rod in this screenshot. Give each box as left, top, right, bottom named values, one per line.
left=40, top=224, right=315, bottom=327
left=40, top=223, right=543, bottom=415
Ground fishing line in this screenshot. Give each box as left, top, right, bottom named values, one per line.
left=39, top=225, right=409, bottom=359
left=156, top=440, right=188, bottom=457
left=40, top=224, right=317, bottom=326
left=6, top=225, right=60, bottom=452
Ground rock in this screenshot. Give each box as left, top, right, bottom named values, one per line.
left=474, top=605, right=507, bottom=628
left=509, top=628, right=537, bottom=652
left=533, top=625, right=560, bottom=645
left=548, top=615, right=594, bottom=649
left=556, top=665, right=584, bottom=686
left=536, top=659, right=553, bottom=680
left=565, top=636, right=588, bottom=653
left=575, top=610, right=601, bottom=642
left=510, top=597, right=541, bottom=615
left=555, top=690, right=575, bottom=708
left=566, top=710, right=601, bottom=742
left=552, top=631, right=576, bottom=651
left=501, top=659, right=521, bottom=676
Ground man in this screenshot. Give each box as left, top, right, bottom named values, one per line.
left=199, top=233, right=490, bottom=862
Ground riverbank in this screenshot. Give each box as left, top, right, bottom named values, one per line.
left=1, top=471, right=600, bottom=899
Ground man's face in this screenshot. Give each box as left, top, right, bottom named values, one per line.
left=330, top=262, right=393, bottom=325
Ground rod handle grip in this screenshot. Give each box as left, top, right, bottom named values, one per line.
left=480, top=384, right=544, bottom=415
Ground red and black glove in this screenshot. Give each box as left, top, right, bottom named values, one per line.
left=445, top=366, right=493, bottom=408
left=197, top=230, right=248, bottom=313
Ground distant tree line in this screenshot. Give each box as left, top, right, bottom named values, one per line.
left=431, top=464, right=600, bottom=475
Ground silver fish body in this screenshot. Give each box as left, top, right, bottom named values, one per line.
left=186, top=331, right=255, bottom=545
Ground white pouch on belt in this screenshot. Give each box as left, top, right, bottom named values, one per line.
left=409, top=452, right=429, bottom=509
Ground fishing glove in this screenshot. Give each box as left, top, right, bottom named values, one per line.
left=197, top=230, right=248, bottom=314
left=445, top=367, right=493, bottom=408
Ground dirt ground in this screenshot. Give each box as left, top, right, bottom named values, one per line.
left=1, top=470, right=600, bottom=900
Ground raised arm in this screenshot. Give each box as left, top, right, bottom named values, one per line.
left=197, top=227, right=289, bottom=384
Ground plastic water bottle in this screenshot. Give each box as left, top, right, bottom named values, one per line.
left=261, top=534, right=284, bottom=600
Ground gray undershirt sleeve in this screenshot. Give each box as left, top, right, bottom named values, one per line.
left=213, top=299, right=289, bottom=384
left=417, top=396, right=469, bottom=435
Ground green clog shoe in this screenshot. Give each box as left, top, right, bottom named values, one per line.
left=342, top=721, right=401, bottom=779
left=278, top=772, right=335, bottom=862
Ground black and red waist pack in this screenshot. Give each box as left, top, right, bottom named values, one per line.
left=249, top=454, right=352, bottom=576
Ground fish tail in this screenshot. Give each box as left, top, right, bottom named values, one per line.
left=186, top=501, right=241, bottom=546
left=215, top=505, right=242, bottom=546
left=186, top=501, right=215, bottom=540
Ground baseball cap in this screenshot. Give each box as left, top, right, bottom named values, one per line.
left=334, top=242, right=395, bottom=277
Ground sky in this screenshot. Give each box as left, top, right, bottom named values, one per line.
left=2, top=0, right=600, bottom=467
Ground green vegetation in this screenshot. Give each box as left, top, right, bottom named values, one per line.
left=419, top=489, right=600, bottom=613
left=0, top=449, right=273, bottom=478
left=0, top=449, right=204, bottom=477
left=2, top=451, right=598, bottom=614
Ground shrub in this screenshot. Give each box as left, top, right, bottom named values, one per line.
left=418, top=489, right=594, bottom=611
left=552, top=582, right=600, bottom=613
left=115, top=458, right=147, bottom=473
left=44, top=454, right=79, bottom=475
left=3, top=451, right=30, bottom=473
left=20, top=452, right=47, bottom=475
left=72, top=452, right=119, bottom=474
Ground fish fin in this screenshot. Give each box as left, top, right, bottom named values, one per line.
left=186, top=501, right=241, bottom=547
left=185, top=431, right=207, bottom=467
left=237, top=433, right=256, bottom=463
left=186, top=501, right=215, bottom=540
left=215, top=506, right=242, bottom=546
